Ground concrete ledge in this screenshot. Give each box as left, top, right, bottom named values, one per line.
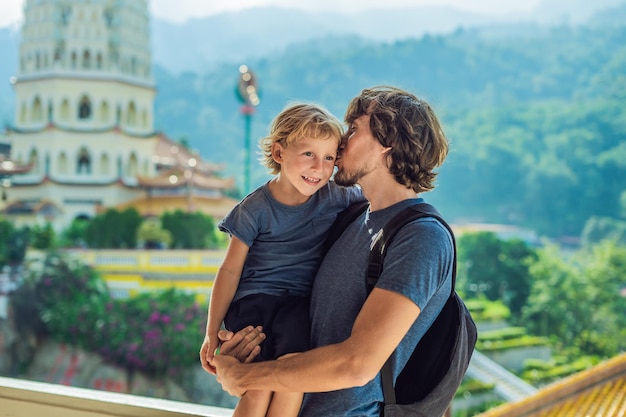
left=0, top=376, right=233, bottom=417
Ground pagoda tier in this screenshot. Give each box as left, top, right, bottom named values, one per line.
left=5, top=122, right=156, bottom=138
left=136, top=167, right=234, bottom=190
left=0, top=156, right=33, bottom=176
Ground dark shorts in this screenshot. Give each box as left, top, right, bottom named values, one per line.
left=224, top=293, right=311, bottom=362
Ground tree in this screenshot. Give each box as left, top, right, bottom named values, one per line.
left=457, top=231, right=535, bottom=321
left=29, top=222, right=56, bottom=250
left=59, top=217, right=90, bottom=248
left=581, top=216, right=626, bottom=245
left=0, top=216, right=14, bottom=268
left=84, top=208, right=143, bottom=248
left=161, top=210, right=218, bottom=249
left=523, top=241, right=626, bottom=357
left=4, top=227, right=29, bottom=267
left=136, top=218, right=172, bottom=249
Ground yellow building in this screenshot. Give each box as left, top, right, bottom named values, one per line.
left=67, top=248, right=227, bottom=303
left=2, top=0, right=236, bottom=231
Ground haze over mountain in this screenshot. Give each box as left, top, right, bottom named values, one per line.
left=1, top=0, right=622, bottom=124
left=1, top=0, right=621, bottom=75
left=149, top=0, right=624, bottom=74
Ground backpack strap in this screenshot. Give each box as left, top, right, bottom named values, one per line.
left=367, top=203, right=456, bottom=296
left=367, top=202, right=457, bottom=407
left=323, top=200, right=369, bottom=253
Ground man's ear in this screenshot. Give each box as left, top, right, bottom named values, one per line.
left=380, top=146, right=393, bottom=168
left=271, top=142, right=284, bottom=164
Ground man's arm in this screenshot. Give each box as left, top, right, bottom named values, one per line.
left=213, top=287, right=420, bottom=396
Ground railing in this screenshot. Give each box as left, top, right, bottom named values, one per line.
left=68, top=249, right=226, bottom=274
left=63, top=249, right=227, bottom=302
left=0, top=376, right=233, bottom=417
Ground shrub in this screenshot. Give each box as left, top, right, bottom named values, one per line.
left=520, top=356, right=601, bottom=385
left=455, top=378, right=495, bottom=398
left=465, top=297, right=510, bottom=322
left=478, top=327, right=527, bottom=341
left=477, top=335, right=548, bottom=352
left=97, top=289, right=206, bottom=377
left=11, top=252, right=206, bottom=377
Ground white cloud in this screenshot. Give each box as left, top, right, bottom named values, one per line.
left=0, top=0, right=25, bottom=29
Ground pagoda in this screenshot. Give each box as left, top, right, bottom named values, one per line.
left=3, top=0, right=236, bottom=230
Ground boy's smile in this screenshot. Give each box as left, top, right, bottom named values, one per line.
left=269, top=135, right=338, bottom=205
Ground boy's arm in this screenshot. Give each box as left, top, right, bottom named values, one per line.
left=213, top=286, right=420, bottom=395
left=200, top=236, right=249, bottom=374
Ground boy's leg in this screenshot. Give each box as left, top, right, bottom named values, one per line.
left=266, top=353, right=303, bottom=417
left=224, top=294, right=279, bottom=361
left=265, top=296, right=309, bottom=416
left=232, top=390, right=272, bottom=417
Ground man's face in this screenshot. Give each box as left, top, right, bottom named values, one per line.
left=334, top=114, right=379, bottom=187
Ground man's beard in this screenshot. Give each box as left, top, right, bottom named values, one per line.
left=334, top=165, right=369, bottom=187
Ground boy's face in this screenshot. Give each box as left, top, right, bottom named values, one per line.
left=272, top=135, right=338, bottom=198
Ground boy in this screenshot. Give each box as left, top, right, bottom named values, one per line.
left=200, top=103, right=363, bottom=417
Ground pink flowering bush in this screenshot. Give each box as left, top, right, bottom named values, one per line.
left=98, top=290, right=206, bottom=376
left=11, top=252, right=207, bottom=377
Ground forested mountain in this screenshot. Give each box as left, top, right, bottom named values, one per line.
left=151, top=4, right=626, bottom=238
left=2, top=3, right=625, bottom=238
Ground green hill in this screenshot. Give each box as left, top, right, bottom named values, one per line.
left=152, top=11, right=626, bottom=237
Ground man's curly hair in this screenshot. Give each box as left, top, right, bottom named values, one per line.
left=344, top=86, right=449, bottom=193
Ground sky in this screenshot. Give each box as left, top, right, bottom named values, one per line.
left=0, top=0, right=543, bottom=28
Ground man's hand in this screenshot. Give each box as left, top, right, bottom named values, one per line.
left=216, top=325, right=265, bottom=363
left=213, top=354, right=247, bottom=397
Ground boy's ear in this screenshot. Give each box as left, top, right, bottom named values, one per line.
left=271, top=142, right=284, bottom=163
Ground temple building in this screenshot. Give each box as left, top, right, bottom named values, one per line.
left=0, top=139, right=32, bottom=209
left=2, top=0, right=236, bottom=231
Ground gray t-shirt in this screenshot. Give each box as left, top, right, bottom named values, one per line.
left=300, top=198, right=454, bottom=417
left=218, top=181, right=364, bottom=302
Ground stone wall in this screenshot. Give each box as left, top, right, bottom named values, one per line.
left=0, top=317, right=237, bottom=409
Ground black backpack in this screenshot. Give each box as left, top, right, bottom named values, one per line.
left=327, top=201, right=478, bottom=417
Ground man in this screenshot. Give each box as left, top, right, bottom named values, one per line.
left=205, top=86, right=454, bottom=416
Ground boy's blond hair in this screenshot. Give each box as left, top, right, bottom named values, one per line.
left=260, top=103, right=343, bottom=174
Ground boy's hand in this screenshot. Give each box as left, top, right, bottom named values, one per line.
left=199, top=333, right=219, bottom=375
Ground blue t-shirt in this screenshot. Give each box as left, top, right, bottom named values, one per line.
left=300, top=198, right=454, bottom=417
left=218, top=181, right=364, bottom=302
